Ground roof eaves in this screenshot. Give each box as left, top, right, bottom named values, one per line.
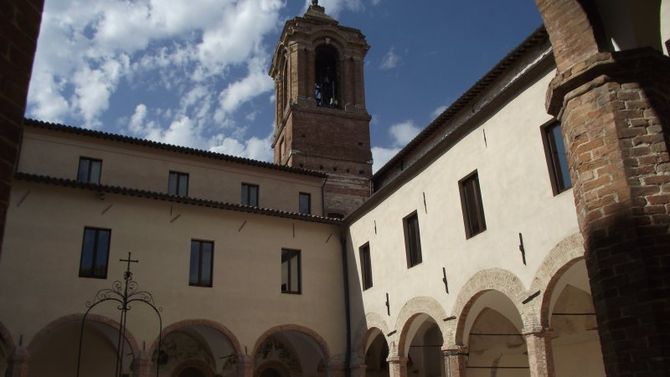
left=15, top=172, right=342, bottom=225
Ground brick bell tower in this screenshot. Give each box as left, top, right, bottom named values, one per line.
left=270, top=0, right=372, bottom=218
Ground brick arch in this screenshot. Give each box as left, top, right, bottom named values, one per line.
left=452, top=269, right=529, bottom=344
left=309, top=31, right=348, bottom=53
left=353, top=312, right=390, bottom=364
left=536, top=0, right=605, bottom=71
left=252, top=325, right=331, bottom=362
left=394, top=296, right=449, bottom=358
left=527, top=232, right=585, bottom=327
left=148, top=319, right=242, bottom=358
left=27, top=313, right=140, bottom=358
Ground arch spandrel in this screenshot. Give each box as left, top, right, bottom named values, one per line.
left=352, top=311, right=390, bottom=362
left=251, top=324, right=331, bottom=363
left=148, top=318, right=243, bottom=358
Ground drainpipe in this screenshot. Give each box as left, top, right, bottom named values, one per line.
left=339, top=229, right=352, bottom=377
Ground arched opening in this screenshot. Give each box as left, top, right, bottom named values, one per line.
left=461, top=291, right=529, bottom=377
left=594, top=0, right=663, bottom=51
left=314, top=45, right=340, bottom=108
left=364, top=329, right=389, bottom=377
left=401, top=314, right=443, bottom=377
left=548, top=260, right=605, bottom=377
left=253, top=328, right=328, bottom=377
left=28, top=318, right=134, bottom=377
left=154, top=323, right=238, bottom=377
left=282, top=58, right=289, bottom=111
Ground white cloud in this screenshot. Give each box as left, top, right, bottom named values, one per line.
left=389, top=120, right=420, bottom=147
left=432, top=105, right=447, bottom=118
left=210, top=131, right=273, bottom=162
left=380, top=47, right=400, bottom=70
left=27, top=70, right=69, bottom=121
left=303, top=0, right=364, bottom=17
left=215, top=57, right=274, bottom=122
left=129, top=104, right=147, bottom=134
left=71, top=56, right=129, bottom=127
left=371, top=146, right=400, bottom=173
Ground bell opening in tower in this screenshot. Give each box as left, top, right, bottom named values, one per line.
left=314, top=45, right=340, bottom=108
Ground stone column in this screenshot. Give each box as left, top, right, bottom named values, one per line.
left=350, top=362, right=366, bottom=377
left=7, top=347, right=29, bottom=377
left=386, top=356, right=406, bottom=377
left=131, top=351, right=152, bottom=377
left=524, top=329, right=555, bottom=377
left=441, top=346, right=467, bottom=377
left=237, top=355, right=254, bottom=377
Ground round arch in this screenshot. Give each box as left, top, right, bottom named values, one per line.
left=394, top=297, right=448, bottom=358
left=452, top=269, right=529, bottom=344
left=309, top=32, right=348, bottom=53
left=172, top=359, right=215, bottom=377
left=255, top=360, right=292, bottom=377
left=27, top=313, right=140, bottom=358
left=148, top=319, right=242, bottom=358
left=353, top=312, right=389, bottom=362
left=252, top=325, right=331, bottom=362
left=0, top=321, right=15, bottom=353
left=527, top=232, right=585, bottom=327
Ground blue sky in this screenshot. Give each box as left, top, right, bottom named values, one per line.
left=26, top=0, right=542, bottom=172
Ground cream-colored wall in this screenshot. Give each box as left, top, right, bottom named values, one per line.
left=662, top=0, right=670, bottom=55
left=18, top=130, right=324, bottom=216
left=347, top=69, right=579, bottom=344
left=0, top=182, right=345, bottom=358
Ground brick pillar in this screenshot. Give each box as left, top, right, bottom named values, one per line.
left=6, top=347, right=29, bottom=377
left=0, top=0, right=45, bottom=259
left=386, top=356, right=406, bottom=377
left=524, top=329, right=555, bottom=377
left=237, top=355, right=253, bottom=377
left=544, top=48, right=670, bottom=376
left=441, top=346, right=466, bottom=377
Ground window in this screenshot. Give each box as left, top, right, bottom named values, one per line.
left=241, top=183, right=259, bottom=207
left=403, top=212, right=422, bottom=268
left=189, top=240, right=214, bottom=287
left=542, top=121, right=572, bottom=195
left=359, top=243, right=373, bottom=290
left=168, top=171, right=189, bottom=197
left=79, top=227, right=111, bottom=279
left=281, top=249, right=301, bottom=294
left=299, top=192, right=311, bottom=214
left=77, top=157, right=102, bottom=184
left=459, top=171, right=487, bottom=238
left=314, top=45, right=340, bottom=108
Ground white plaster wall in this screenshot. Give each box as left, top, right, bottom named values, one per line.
left=0, top=182, right=345, bottom=359
left=662, top=0, right=670, bottom=55
left=347, top=69, right=579, bottom=344
left=18, top=130, right=324, bottom=216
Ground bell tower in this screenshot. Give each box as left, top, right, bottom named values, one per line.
left=270, top=1, right=372, bottom=218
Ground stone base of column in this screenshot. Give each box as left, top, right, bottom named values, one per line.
left=237, top=355, right=254, bottom=377
left=386, top=356, right=407, bottom=377
left=524, top=328, right=555, bottom=377
left=442, top=346, right=467, bottom=377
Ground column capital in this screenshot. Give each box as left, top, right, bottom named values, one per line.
left=441, top=345, right=468, bottom=356
left=386, top=355, right=408, bottom=365
left=523, top=327, right=554, bottom=338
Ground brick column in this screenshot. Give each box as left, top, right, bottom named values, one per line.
left=544, top=49, right=670, bottom=376
left=237, top=355, right=254, bottom=377
left=386, top=356, right=406, bottom=377
left=441, top=346, right=466, bottom=377
left=6, top=347, right=29, bottom=377
left=524, top=329, right=555, bottom=377
left=0, top=0, right=45, bottom=259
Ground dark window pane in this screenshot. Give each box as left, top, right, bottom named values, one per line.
left=189, top=240, right=213, bottom=287
left=403, top=213, right=422, bottom=268
left=77, top=159, right=90, bottom=183
left=281, top=249, right=300, bottom=294
left=360, top=243, right=372, bottom=290
left=549, top=123, right=572, bottom=192
left=178, top=175, right=188, bottom=196
left=89, top=160, right=101, bottom=184
left=168, top=173, right=178, bottom=195
left=241, top=185, right=249, bottom=205
left=79, top=227, right=110, bottom=279
left=249, top=185, right=258, bottom=206
left=299, top=193, right=311, bottom=214
left=201, top=243, right=212, bottom=285
left=459, top=172, right=487, bottom=238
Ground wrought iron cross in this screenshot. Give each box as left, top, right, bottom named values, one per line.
left=120, top=252, right=139, bottom=279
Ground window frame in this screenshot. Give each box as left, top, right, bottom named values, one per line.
left=77, top=157, right=102, bottom=184
left=359, top=242, right=373, bottom=290
left=402, top=211, right=423, bottom=268
left=189, top=239, right=214, bottom=287
left=299, top=192, right=311, bottom=215
left=168, top=171, right=189, bottom=197
left=281, top=248, right=301, bottom=294
left=241, top=183, right=260, bottom=207
left=541, top=120, right=572, bottom=195
left=79, top=227, right=111, bottom=279
left=459, top=170, right=487, bottom=239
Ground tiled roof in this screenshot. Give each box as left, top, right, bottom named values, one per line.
left=15, top=172, right=342, bottom=225
left=23, top=118, right=327, bottom=179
